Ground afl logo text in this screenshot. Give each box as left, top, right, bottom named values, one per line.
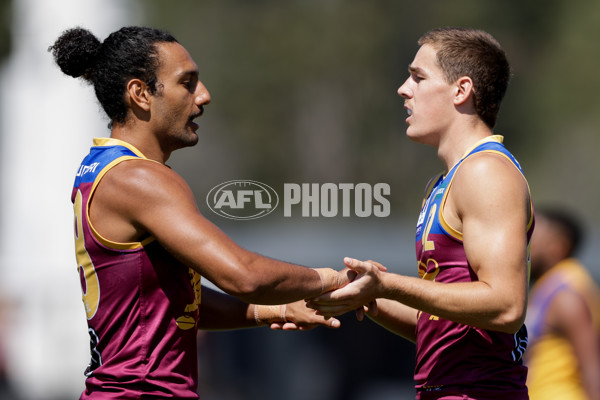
left=206, top=180, right=279, bottom=220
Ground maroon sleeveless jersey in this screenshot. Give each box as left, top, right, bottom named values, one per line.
left=414, top=136, right=532, bottom=398
left=72, top=138, right=201, bottom=399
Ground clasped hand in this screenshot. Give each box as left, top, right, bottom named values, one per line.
left=269, top=258, right=387, bottom=330
left=307, top=257, right=387, bottom=321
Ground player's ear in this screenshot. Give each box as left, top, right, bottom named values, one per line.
left=126, top=78, right=151, bottom=112
left=453, top=76, right=474, bottom=106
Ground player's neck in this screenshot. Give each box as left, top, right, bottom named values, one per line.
left=437, top=120, right=493, bottom=172
left=110, top=123, right=171, bottom=164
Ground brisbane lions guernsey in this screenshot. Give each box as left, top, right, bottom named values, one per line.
left=72, top=138, right=202, bottom=399
left=414, top=135, right=533, bottom=397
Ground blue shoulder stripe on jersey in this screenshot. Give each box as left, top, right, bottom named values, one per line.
left=74, top=145, right=138, bottom=187
left=472, top=140, right=524, bottom=174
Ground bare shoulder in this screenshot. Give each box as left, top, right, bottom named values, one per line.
left=90, top=159, right=198, bottom=242
left=457, top=151, right=527, bottom=188
left=100, top=159, right=194, bottom=204
left=445, top=151, right=530, bottom=233
left=453, top=151, right=529, bottom=213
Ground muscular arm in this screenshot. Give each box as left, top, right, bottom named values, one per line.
left=198, top=286, right=341, bottom=330
left=90, top=160, right=343, bottom=305
left=310, top=153, right=531, bottom=333
left=442, top=152, right=531, bottom=331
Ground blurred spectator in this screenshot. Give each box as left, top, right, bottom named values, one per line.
left=526, top=207, right=600, bottom=400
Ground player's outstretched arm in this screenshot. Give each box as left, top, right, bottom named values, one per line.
left=92, top=160, right=351, bottom=305
left=309, top=153, right=531, bottom=334
left=267, top=300, right=341, bottom=330
left=197, top=286, right=340, bottom=331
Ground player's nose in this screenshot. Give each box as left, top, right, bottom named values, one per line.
left=195, top=81, right=211, bottom=106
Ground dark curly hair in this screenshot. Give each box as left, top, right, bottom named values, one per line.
left=418, top=27, right=510, bottom=129
left=49, top=26, right=177, bottom=127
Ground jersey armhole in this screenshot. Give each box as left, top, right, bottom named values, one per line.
left=438, top=149, right=532, bottom=242
left=422, top=172, right=444, bottom=207
left=87, top=156, right=159, bottom=250
left=439, top=173, right=463, bottom=241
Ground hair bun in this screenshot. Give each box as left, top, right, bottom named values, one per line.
left=48, top=27, right=101, bottom=80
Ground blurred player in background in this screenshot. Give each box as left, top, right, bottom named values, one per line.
left=49, top=26, right=352, bottom=399
left=308, top=27, right=533, bottom=399
left=526, top=207, right=600, bottom=400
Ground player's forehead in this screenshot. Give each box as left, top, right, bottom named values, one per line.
left=409, top=44, right=442, bottom=77
left=155, top=42, right=199, bottom=80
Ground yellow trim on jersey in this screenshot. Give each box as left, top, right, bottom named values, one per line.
left=87, top=139, right=162, bottom=251
left=93, top=137, right=147, bottom=158
left=438, top=135, right=533, bottom=241
left=438, top=135, right=504, bottom=241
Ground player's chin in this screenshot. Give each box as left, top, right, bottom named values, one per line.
left=405, top=129, right=427, bottom=144
left=405, top=126, right=417, bottom=139
left=182, top=129, right=199, bottom=147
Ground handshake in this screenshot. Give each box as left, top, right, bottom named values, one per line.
left=262, top=257, right=388, bottom=331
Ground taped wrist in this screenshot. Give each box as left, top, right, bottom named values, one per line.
left=252, top=304, right=287, bottom=326
left=315, top=268, right=340, bottom=294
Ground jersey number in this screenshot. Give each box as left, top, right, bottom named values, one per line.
left=74, top=190, right=100, bottom=320
left=422, top=204, right=437, bottom=251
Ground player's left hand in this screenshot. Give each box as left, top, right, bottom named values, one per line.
left=268, top=300, right=341, bottom=330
